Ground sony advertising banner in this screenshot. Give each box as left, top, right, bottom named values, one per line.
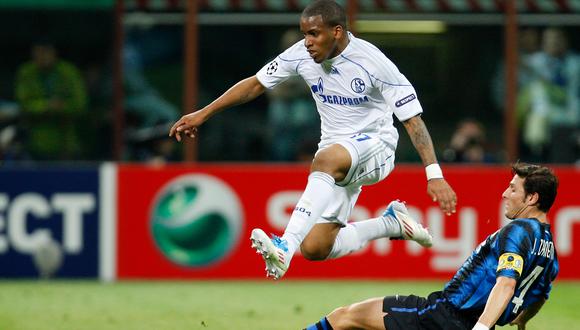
left=0, top=167, right=100, bottom=278
left=115, top=164, right=580, bottom=280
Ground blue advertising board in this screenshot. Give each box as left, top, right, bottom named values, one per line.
left=0, top=167, right=100, bottom=278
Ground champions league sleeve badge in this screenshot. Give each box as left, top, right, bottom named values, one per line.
left=266, top=60, right=278, bottom=75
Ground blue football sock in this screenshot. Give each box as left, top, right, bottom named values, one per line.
left=304, top=316, right=334, bottom=330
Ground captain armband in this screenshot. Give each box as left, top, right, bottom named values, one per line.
left=497, top=253, right=524, bottom=276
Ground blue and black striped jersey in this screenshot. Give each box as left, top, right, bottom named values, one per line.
left=443, top=218, right=559, bottom=326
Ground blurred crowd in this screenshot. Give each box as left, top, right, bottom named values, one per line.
left=0, top=29, right=181, bottom=164
left=0, top=25, right=578, bottom=165
left=491, top=27, right=580, bottom=164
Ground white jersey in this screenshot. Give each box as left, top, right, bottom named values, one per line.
left=256, top=32, right=423, bottom=150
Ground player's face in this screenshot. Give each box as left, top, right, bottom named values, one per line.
left=502, top=175, right=528, bottom=219
left=300, top=15, right=341, bottom=63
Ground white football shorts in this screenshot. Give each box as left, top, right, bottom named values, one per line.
left=317, top=133, right=395, bottom=226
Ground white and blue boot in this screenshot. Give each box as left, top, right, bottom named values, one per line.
left=383, top=200, right=433, bottom=247
left=250, top=228, right=289, bottom=280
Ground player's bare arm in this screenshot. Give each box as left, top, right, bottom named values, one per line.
left=169, top=75, right=266, bottom=141
left=402, top=115, right=457, bottom=215
left=509, top=298, right=545, bottom=330
left=475, top=276, right=517, bottom=329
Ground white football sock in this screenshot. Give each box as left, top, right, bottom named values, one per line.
left=282, top=171, right=335, bottom=259
left=327, top=215, right=401, bottom=259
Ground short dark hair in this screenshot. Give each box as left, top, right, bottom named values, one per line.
left=512, top=163, right=559, bottom=212
left=302, top=0, right=347, bottom=30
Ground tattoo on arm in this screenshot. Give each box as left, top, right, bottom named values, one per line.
left=403, top=116, right=438, bottom=166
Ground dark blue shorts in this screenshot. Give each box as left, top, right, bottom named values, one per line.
left=382, top=291, right=480, bottom=330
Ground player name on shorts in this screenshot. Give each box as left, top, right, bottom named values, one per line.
left=531, top=238, right=555, bottom=259
left=318, top=94, right=370, bottom=106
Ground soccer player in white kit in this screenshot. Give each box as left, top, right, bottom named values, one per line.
left=170, top=0, right=457, bottom=280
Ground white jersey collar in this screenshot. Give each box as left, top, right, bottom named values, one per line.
left=322, top=31, right=353, bottom=66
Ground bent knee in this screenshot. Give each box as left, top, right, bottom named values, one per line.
left=331, top=306, right=350, bottom=318
left=328, top=305, right=358, bottom=330
left=311, top=145, right=351, bottom=181
left=300, top=242, right=331, bottom=261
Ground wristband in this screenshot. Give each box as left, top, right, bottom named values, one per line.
left=472, top=322, right=489, bottom=330
left=425, top=163, right=443, bottom=181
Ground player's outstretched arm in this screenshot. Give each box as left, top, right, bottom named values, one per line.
left=401, top=115, right=457, bottom=215
left=169, top=75, right=266, bottom=141
left=509, top=298, right=545, bottom=330
left=474, top=276, right=516, bottom=330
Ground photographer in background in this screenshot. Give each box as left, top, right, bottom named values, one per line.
left=443, top=119, right=496, bottom=163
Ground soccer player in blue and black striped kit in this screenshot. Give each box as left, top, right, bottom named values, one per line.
left=305, top=163, right=559, bottom=330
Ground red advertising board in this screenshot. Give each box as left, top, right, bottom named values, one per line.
left=116, top=164, right=580, bottom=279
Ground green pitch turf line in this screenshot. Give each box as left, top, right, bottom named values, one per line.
left=0, top=280, right=578, bottom=330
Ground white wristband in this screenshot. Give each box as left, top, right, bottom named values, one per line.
left=425, top=163, right=443, bottom=181
left=472, top=322, right=489, bottom=330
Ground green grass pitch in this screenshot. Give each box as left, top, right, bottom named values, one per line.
left=0, top=280, right=578, bottom=329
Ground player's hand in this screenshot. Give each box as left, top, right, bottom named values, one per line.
left=427, top=178, right=457, bottom=216
left=169, top=111, right=207, bottom=142
left=509, top=313, right=526, bottom=329
left=509, top=321, right=525, bottom=330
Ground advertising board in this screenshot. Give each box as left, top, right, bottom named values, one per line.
left=116, top=164, right=580, bottom=279
left=0, top=167, right=100, bottom=278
